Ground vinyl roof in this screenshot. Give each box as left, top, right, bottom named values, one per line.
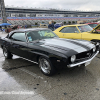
left=13, top=28, right=49, bottom=32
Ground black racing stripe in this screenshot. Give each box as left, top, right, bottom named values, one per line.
left=58, top=38, right=91, bottom=51
left=44, top=44, right=78, bottom=57
left=68, top=40, right=91, bottom=50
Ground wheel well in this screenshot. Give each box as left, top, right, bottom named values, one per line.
left=37, top=55, right=49, bottom=63
left=37, top=55, right=41, bottom=63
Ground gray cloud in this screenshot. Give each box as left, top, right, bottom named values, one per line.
left=4, top=0, right=100, bottom=11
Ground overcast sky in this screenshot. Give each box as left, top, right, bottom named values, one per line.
left=4, top=0, right=100, bottom=11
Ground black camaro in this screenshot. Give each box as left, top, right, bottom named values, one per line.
left=0, top=28, right=99, bottom=75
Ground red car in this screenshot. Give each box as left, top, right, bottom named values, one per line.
left=86, top=22, right=100, bottom=29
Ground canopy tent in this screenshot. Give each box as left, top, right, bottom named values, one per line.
left=0, top=23, right=11, bottom=26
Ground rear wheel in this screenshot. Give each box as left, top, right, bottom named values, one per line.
left=3, top=47, right=12, bottom=59
left=39, top=56, right=56, bottom=76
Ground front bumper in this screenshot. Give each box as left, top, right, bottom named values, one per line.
left=67, top=51, right=99, bottom=68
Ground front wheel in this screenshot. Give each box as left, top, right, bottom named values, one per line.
left=3, top=47, right=12, bottom=59
left=39, top=56, right=56, bottom=76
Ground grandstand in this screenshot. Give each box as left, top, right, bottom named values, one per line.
left=0, top=6, right=100, bottom=25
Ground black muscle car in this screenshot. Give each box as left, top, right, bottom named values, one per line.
left=0, top=28, right=99, bottom=76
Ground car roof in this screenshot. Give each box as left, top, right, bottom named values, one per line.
left=53, top=24, right=89, bottom=32
left=8, top=28, right=50, bottom=37
left=13, top=28, right=49, bottom=32
left=63, top=24, right=87, bottom=27
left=86, top=22, right=99, bottom=24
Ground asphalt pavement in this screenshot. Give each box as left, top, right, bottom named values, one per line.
left=0, top=31, right=100, bottom=100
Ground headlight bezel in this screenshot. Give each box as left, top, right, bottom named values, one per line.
left=71, top=55, right=76, bottom=63
left=93, top=46, right=96, bottom=52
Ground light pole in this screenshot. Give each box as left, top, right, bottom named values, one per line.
left=0, top=0, right=7, bottom=23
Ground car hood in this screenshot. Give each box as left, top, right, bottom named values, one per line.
left=39, top=38, right=94, bottom=56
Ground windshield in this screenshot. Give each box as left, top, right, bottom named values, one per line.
left=26, top=29, right=58, bottom=42
left=88, top=24, right=98, bottom=28
left=78, top=25, right=93, bottom=32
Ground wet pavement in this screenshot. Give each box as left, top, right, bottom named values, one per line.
left=0, top=32, right=100, bottom=100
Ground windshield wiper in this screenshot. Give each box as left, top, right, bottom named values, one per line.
left=47, top=36, right=58, bottom=38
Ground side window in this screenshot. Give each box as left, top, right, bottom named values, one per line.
left=27, top=31, right=41, bottom=42
left=60, top=27, right=79, bottom=33
left=60, top=27, right=67, bottom=33
left=10, top=32, right=26, bottom=42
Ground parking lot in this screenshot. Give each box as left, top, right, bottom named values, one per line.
left=0, top=32, right=100, bottom=100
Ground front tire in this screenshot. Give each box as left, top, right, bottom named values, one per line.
left=3, top=47, right=12, bottom=59
left=39, top=56, right=56, bottom=76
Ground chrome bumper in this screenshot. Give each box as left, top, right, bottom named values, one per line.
left=67, top=51, right=99, bottom=68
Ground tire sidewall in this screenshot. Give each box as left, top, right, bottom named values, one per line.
left=39, top=56, right=55, bottom=76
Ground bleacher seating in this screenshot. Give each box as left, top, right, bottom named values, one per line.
left=0, top=17, right=98, bottom=25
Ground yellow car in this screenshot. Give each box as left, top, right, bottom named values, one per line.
left=54, top=24, right=100, bottom=43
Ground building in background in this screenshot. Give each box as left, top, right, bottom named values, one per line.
left=0, top=6, right=100, bottom=25
left=0, top=0, right=7, bottom=23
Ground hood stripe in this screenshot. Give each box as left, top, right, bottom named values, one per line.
left=41, top=44, right=79, bottom=57
left=40, top=38, right=92, bottom=54
left=59, top=38, right=91, bottom=51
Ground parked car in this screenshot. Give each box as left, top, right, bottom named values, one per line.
left=86, top=22, right=100, bottom=29
left=54, top=23, right=62, bottom=29
left=39, top=23, right=48, bottom=28
left=54, top=24, right=100, bottom=50
left=0, top=28, right=99, bottom=75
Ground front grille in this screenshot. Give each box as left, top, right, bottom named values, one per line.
left=75, top=45, right=99, bottom=63
left=75, top=49, right=93, bottom=62
left=68, top=45, right=99, bottom=64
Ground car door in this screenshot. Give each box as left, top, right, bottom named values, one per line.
left=25, top=31, right=41, bottom=62
left=9, top=32, right=28, bottom=58
left=58, top=26, right=82, bottom=39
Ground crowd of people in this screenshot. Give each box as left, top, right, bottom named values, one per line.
left=0, top=25, right=18, bottom=33
left=0, top=20, right=63, bottom=33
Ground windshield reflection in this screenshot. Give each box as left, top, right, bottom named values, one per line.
left=78, top=25, right=93, bottom=32
left=26, top=29, right=58, bottom=42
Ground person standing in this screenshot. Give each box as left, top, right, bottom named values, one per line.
left=51, top=20, right=54, bottom=31
left=48, top=21, right=54, bottom=31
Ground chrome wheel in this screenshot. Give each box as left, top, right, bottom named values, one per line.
left=39, top=58, right=51, bottom=74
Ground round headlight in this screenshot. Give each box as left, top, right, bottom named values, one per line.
left=71, top=55, right=76, bottom=63
left=93, top=47, right=96, bottom=52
